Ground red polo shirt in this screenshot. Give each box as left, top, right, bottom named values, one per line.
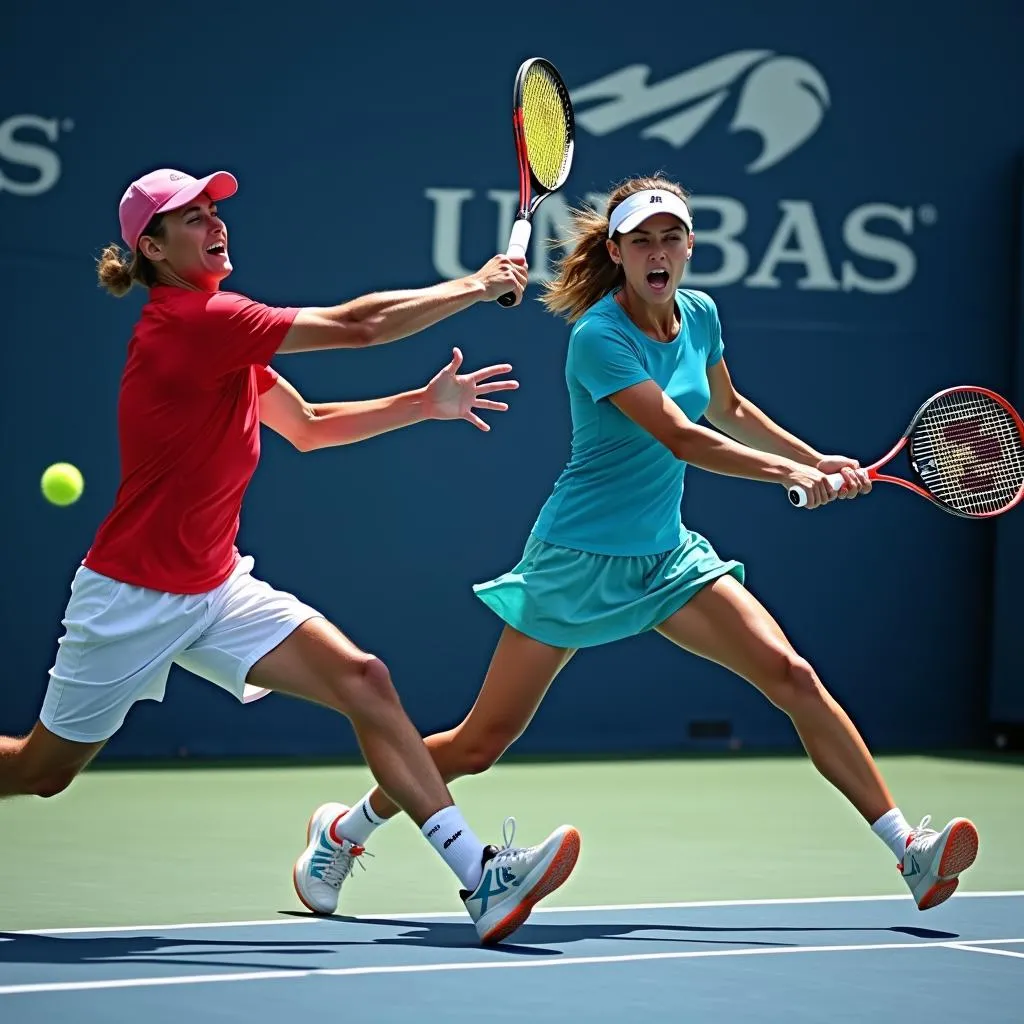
left=84, top=286, right=299, bottom=593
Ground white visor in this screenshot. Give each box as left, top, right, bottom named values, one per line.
left=608, top=189, right=692, bottom=236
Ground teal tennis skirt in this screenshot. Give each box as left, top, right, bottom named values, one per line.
left=472, top=531, right=745, bottom=649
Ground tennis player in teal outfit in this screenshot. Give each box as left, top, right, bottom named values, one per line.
left=307, top=175, right=979, bottom=915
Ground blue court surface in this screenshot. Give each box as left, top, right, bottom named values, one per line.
left=2, top=892, right=1021, bottom=1022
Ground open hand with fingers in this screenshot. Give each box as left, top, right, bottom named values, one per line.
left=423, top=347, right=519, bottom=431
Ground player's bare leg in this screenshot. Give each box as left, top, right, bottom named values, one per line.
left=656, top=573, right=978, bottom=909
left=365, top=626, right=575, bottom=819
left=248, top=617, right=457, bottom=826
left=657, top=575, right=891, bottom=821
left=250, top=618, right=580, bottom=937
left=0, top=723, right=105, bottom=799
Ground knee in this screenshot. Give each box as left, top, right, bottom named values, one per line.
left=26, top=768, right=78, bottom=799
left=761, top=651, right=824, bottom=714
left=452, top=723, right=521, bottom=776
left=329, top=655, right=401, bottom=716
left=1, top=735, right=80, bottom=797
left=356, top=656, right=398, bottom=702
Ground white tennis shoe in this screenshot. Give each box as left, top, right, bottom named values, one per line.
left=293, top=802, right=371, bottom=915
left=462, top=817, right=581, bottom=945
left=899, top=815, right=979, bottom=910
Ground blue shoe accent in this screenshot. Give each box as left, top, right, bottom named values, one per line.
left=310, top=830, right=340, bottom=881
left=461, top=818, right=581, bottom=946
left=468, top=866, right=510, bottom=916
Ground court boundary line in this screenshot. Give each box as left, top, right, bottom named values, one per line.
left=1, top=937, right=1022, bottom=996
left=946, top=942, right=1024, bottom=960
left=13, top=889, right=1024, bottom=936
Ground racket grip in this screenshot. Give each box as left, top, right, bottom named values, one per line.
left=787, top=472, right=847, bottom=507
left=498, top=218, right=532, bottom=307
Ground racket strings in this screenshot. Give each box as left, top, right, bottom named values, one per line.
left=911, top=390, right=1024, bottom=515
left=521, top=66, right=571, bottom=191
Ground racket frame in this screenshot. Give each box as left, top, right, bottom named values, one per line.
left=498, top=57, right=575, bottom=307
left=788, top=385, right=1024, bottom=518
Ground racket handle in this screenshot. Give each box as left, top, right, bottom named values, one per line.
left=498, top=218, right=532, bottom=307
left=788, top=472, right=846, bottom=507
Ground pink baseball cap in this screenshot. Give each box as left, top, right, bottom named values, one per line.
left=118, top=167, right=238, bottom=250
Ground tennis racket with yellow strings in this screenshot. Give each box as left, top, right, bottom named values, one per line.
left=497, top=57, right=575, bottom=307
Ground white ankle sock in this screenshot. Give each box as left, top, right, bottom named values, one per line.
left=331, top=793, right=389, bottom=847
left=421, top=806, right=485, bottom=891
left=872, top=807, right=913, bottom=860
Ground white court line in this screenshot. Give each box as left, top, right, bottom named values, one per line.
left=14, top=890, right=1024, bottom=936
left=1, top=937, right=1022, bottom=996
left=946, top=942, right=1024, bottom=961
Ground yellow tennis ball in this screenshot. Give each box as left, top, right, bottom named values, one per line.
left=41, top=462, right=84, bottom=506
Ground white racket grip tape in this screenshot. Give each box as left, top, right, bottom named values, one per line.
left=506, top=218, right=532, bottom=261
left=788, top=471, right=846, bottom=507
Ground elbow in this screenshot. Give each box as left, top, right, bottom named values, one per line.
left=704, top=400, right=741, bottom=433
left=290, top=413, right=321, bottom=453
left=312, top=306, right=381, bottom=349
left=668, top=418, right=722, bottom=462
left=667, top=428, right=697, bottom=462
left=351, top=317, right=381, bottom=348
left=338, top=307, right=385, bottom=348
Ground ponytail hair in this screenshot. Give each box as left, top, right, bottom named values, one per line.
left=541, top=175, right=691, bottom=322
left=95, top=213, right=166, bottom=297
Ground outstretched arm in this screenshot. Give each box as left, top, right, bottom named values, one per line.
left=609, top=379, right=841, bottom=509
left=704, top=358, right=824, bottom=463
left=278, top=256, right=529, bottom=354
left=260, top=350, right=519, bottom=452
left=703, top=358, right=870, bottom=497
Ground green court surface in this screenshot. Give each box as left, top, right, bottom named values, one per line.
left=1, top=753, right=1021, bottom=931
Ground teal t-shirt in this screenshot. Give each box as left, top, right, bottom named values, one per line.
left=532, top=288, right=724, bottom=556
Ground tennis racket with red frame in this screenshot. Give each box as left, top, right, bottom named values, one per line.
left=497, top=57, right=575, bottom=307
left=788, top=386, right=1024, bottom=518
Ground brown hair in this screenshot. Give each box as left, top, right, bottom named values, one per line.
left=541, top=175, right=691, bottom=322
left=95, top=213, right=167, bottom=297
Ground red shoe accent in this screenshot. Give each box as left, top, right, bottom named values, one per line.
left=936, top=820, right=979, bottom=879
left=326, top=816, right=365, bottom=854
left=917, top=878, right=958, bottom=910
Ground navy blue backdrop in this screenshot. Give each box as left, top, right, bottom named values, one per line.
left=989, top=158, right=1024, bottom=732
left=2, top=1, right=1022, bottom=758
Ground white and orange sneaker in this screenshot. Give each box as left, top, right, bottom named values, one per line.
left=899, top=815, right=979, bottom=910
left=292, top=802, right=371, bottom=915
left=462, top=817, right=581, bottom=945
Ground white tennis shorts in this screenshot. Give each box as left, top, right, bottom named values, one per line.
left=40, top=555, right=322, bottom=744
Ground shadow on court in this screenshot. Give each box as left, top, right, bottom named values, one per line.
left=0, top=932, right=364, bottom=972
left=0, top=917, right=961, bottom=971
left=347, top=916, right=959, bottom=951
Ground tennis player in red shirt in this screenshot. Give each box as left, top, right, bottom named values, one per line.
left=0, top=167, right=580, bottom=945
